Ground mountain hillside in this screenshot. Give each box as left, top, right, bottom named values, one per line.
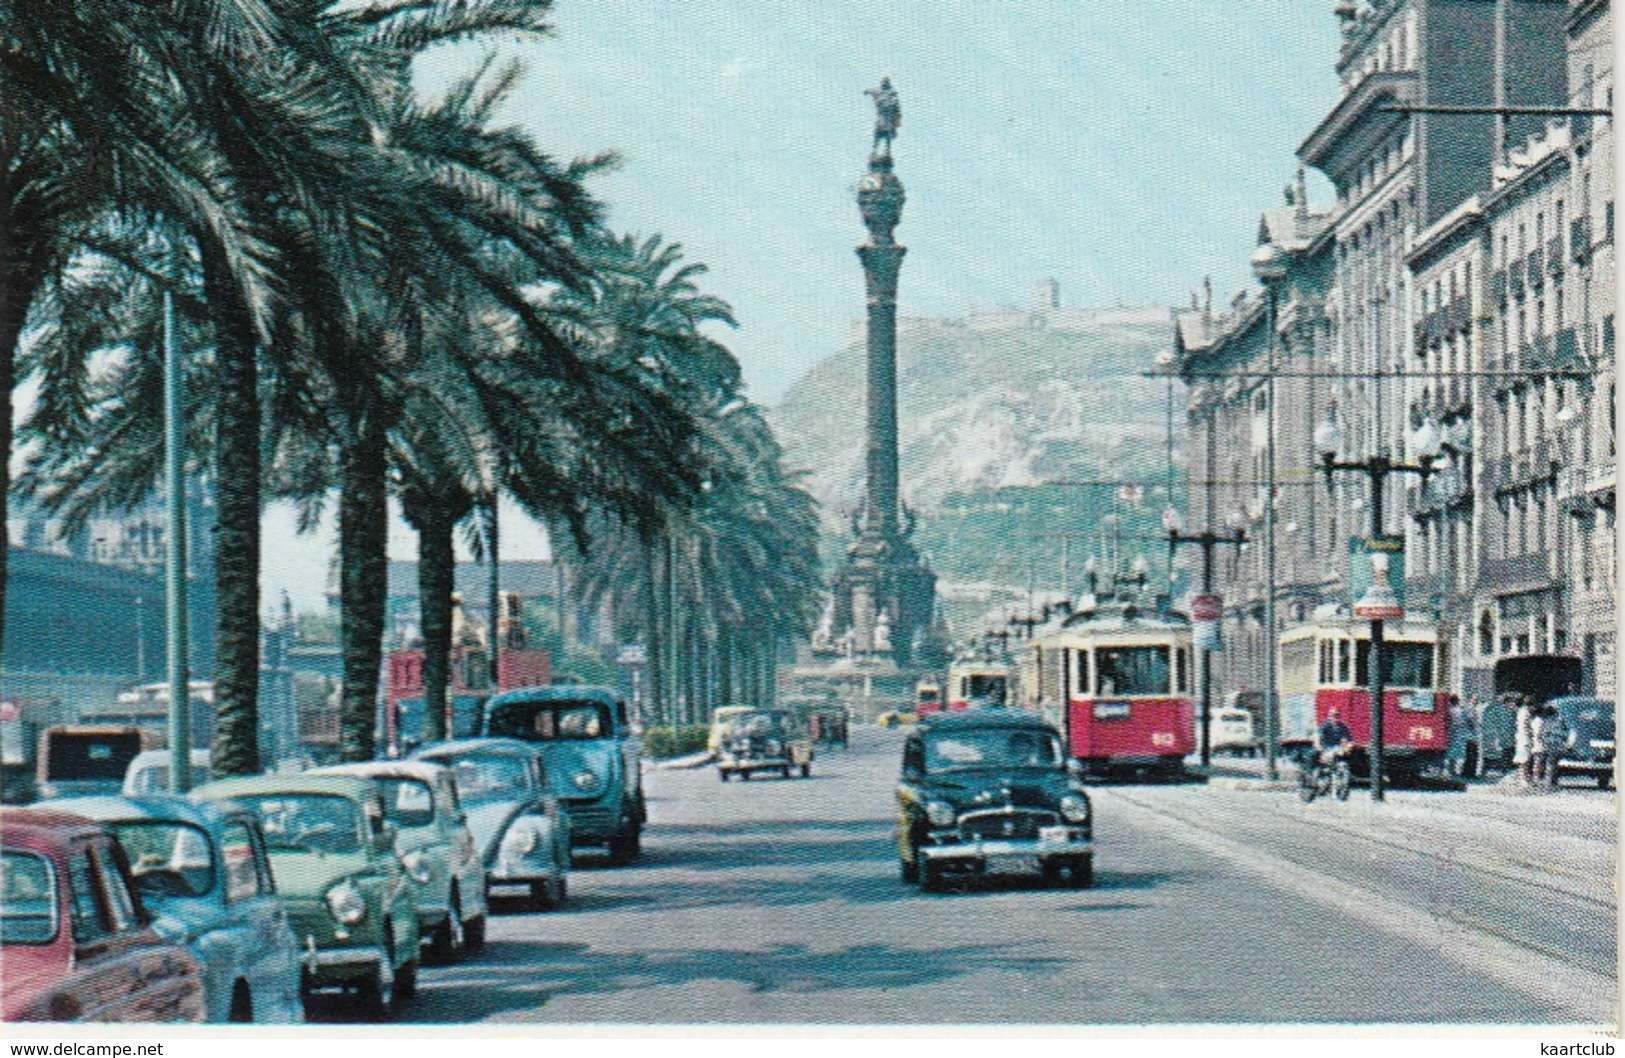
left=771, top=303, right=1187, bottom=637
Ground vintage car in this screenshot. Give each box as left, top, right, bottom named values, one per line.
left=122, top=748, right=213, bottom=797
left=2, top=807, right=207, bottom=1022
left=708, top=706, right=756, bottom=756
left=314, top=760, right=489, bottom=958
left=1209, top=707, right=1260, bottom=757
left=35, top=725, right=152, bottom=800
left=480, top=686, right=645, bottom=863
left=191, top=773, right=420, bottom=1020
left=50, top=795, right=304, bottom=1023
left=716, top=710, right=814, bottom=781
left=413, top=738, right=570, bottom=909
left=1549, top=696, right=1616, bottom=788
left=895, top=712, right=1094, bottom=891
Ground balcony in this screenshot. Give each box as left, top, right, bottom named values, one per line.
left=1448, top=297, right=1470, bottom=335
left=1525, top=334, right=1555, bottom=374
left=1554, top=327, right=1581, bottom=370
left=1572, top=217, right=1592, bottom=262
left=1526, top=248, right=1545, bottom=288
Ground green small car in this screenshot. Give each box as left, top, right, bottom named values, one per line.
left=192, top=773, right=421, bottom=1020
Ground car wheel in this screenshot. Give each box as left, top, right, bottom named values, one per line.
left=781, top=765, right=792, bottom=779
left=801, top=763, right=812, bottom=778
left=228, top=981, right=253, bottom=1024
left=530, top=876, right=563, bottom=911
left=1039, top=858, right=1064, bottom=886
left=1599, top=773, right=1613, bottom=790
left=1068, top=856, right=1094, bottom=888
left=608, top=822, right=641, bottom=865
left=394, top=955, right=418, bottom=1004
left=920, top=858, right=946, bottom=893
left=357, top=937, right=396, bottom=1022
left=900, top=851, right=919, bottom=883
left=463, top=914, right=487, bottom=953
left=429, top=889, right=465, bottom=963
left=740, top=769, right=751, bottom=781
left=719, top=768, right=730, bottom=782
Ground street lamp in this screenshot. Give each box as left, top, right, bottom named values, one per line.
left=1252, top=240, right=1288, bottom=780
left=1166, top=508, right=1246, bottom=766
left=1315, top=413, right=1441, bottom=801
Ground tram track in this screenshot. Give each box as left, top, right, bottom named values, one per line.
left=1097, top=785, right=1617, bottom=1019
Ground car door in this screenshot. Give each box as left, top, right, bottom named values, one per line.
left=70, top=840, right=198, bottom=1022
left=437, top=774, right=484, bottom=920
left=220, top=818, right=302, bottom=1022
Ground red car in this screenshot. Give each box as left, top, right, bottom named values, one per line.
left=2, top=808, right=206, bottom=1022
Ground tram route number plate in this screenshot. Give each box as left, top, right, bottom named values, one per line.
left=1039, top=826, right=1069, bottom=847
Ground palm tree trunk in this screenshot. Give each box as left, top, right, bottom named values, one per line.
left=717, top=626, right=733, bottom=705
left=0, top=266, right=26, bottom=673
left=417, top=504, right=456, bottom=743
left=642, top=537, right=665, bottom=725
left=339, top=417, right=388, bottom=761
left=203, top=245, right=261, bottom=776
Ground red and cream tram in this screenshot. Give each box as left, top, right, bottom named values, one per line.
left=1279, top=618, right=1450, bottom=783
left=945, top=659, right=1011, bottom=711
left=1025, top=601, right=1194, bottom=778
left=915, top=680, right=944, bottom=717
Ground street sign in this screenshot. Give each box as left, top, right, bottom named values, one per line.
left=1350, top=536, right=1405, bottom=619
left=617, top=644, right=648, bottom=665
left=1191, top=593, right=1222, bottom=651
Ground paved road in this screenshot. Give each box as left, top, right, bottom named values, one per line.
left=398, top=726, right=1616, bottom=1025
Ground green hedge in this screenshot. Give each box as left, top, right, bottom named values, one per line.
left=642, top=724, right=711, bottom=759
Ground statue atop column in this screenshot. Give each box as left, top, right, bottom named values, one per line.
left=864, top=77, right=901, bottom=159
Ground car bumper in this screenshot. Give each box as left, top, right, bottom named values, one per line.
left=1557, top=759, right=1614, bottom=775
left=921, top=836, right=1094, bottom=862
left=302, top=937, right=386, bottom=987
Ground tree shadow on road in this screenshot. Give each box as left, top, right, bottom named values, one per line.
left=405, top=938, right=1072, bottom=1023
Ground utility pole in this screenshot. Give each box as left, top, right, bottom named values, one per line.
left=1166, top=510, right=1246, bottom=767
left=163, top=288, right=191, bottom=792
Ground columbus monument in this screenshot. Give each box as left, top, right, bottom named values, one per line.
left=824, top=78, right=941, bottom=670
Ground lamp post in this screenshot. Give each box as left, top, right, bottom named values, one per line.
left=163, top=288, right=191, bottom=793
left=1315, top=415, right=1442, bottom=800
left=1164, top=506, right=1246, bottom=766
left=1252, top=241, right=1288, bottom=780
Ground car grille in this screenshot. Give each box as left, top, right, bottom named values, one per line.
left=562, top=801, right=618, bottom=835
left=958, top=808, right=1058, bottom=842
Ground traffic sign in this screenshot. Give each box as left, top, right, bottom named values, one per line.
left=1190, top=594, right=1222, bottom=622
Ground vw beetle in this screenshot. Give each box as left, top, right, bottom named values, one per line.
left=412, top=737, right=570, bottom=909
left=480, top=687, right=644, bottom=864
left=313, top=760, right=489, bottom=960
left=896, top=712, right=1093, bottom=890
left=191, top=773, right=420, bottom=1020
left=50, top=794, right=304, bottom=1023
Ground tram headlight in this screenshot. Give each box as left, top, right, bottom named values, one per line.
left=925, top=800, right=957, bottom=827
left=1059, top=794, right=1091, bottom=823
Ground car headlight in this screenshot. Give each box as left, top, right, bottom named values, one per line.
left=573, top=770, right=601, bottom=793
left=1059, top=793, right=1091, bottom=823
left=325, top=880, right=367, bottom=926
left=400, top=849, right=432, bottom=884
left=500, top=821, right=540, bottom=857
left=925, top=800, right=957, bottom=827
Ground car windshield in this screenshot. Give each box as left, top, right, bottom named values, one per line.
left=733, top=712, right=790, bottom=737
left=372, top=777, right=436, bottom=827
left=1, top=850, right=57, bottom=945
left=127, top=761, right=214, bottom=796
left=239, top=794, right=362, bottom=855
left=434, top=753, right=534, bottom=807
left=109, top=821, right=215, bottom=899
left=924, top=728, right=1064, bottom=772
left=487, top=700, right=611, bottom=742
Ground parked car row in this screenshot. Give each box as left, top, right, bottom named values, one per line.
left=1, top=684, right=647, bottom=1024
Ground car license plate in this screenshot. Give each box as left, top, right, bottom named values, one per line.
left=1039, top=826, right=1069, bottom=846
left=988, top=855, right=1039, bottom=874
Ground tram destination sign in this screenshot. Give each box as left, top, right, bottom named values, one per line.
left=1349, top=535, right=1405, bottom=620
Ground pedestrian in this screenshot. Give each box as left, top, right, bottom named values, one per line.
left=1540, top=702, right=1570, bottom=789
left=1529, top=704, right=1546, bottom=790
left=1514, top=696, right=1535, bottom=787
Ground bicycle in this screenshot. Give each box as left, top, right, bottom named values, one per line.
left=1298, top=748, right=1352, bottom=802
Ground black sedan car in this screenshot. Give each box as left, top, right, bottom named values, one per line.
left=895, top=712, right=1093, bottom=891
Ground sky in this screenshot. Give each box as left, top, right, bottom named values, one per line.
left=263, top=1, right=1348, bottom=610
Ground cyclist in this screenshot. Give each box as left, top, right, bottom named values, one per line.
left=1314, top=707, right=1353, bottom=766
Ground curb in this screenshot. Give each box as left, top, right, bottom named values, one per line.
left=647, top=752, right=715, bottom=771
left=1205, top=777, right=1298, bottom=792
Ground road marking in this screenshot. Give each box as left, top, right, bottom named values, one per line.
left=1100, top=788, right=1617, bottom=1024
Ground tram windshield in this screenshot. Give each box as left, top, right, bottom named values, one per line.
left=1094, top=646, right=1171, bottom=696
left=1354, top=641, right=1434, bottom=689
left=964, top=675, right=1007, bottom=704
